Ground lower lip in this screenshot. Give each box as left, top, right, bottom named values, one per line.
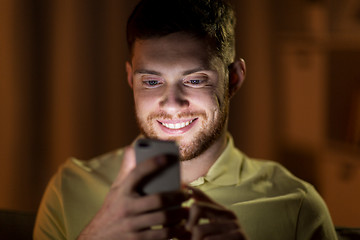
left=157, top=119, right=198, bottom=135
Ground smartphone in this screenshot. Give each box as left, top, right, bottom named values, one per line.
left=134, top=138, right=180, bottom=195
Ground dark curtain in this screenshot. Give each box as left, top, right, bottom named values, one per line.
left=0, top=0, right=140, bottom=211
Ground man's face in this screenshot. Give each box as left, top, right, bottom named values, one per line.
left=127, top=32, right=229, bottom=161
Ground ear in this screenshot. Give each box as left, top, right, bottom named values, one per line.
left=228, top=58, right=246, bottom=98
left=126, top=61, right=133, bottom=88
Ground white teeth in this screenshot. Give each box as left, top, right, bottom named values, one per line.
left=162, top=120, right=194, bottom=129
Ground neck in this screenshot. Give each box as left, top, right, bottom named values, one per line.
left=180, top=131, right=228, bottom=184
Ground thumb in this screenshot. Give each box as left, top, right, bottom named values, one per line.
left=114, top=146, right=136, bottom=186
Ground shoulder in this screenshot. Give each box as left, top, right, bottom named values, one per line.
left=240, top=155, right=312, bottom=193
left=242, top=157, right=337, bottom=239
left=43, top=148, right=126, bottom=205
left=56, top=148, right=125, bottom=186
left=34, top=148, right=126, bottom=240
left=238, top=154, right=330, bottom=211
left=295, top=181, right=337, bottom=239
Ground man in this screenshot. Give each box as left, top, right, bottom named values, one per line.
left=34, top=0, right=338, bottom=239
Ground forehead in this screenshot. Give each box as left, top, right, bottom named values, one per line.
left=131, top=32, right=222, bottom=71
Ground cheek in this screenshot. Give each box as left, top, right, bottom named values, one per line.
left=133, top=89, right=163, bottom=118
left=189, top=90, right=221, bottom=112
left=188, top=80, right=226, bottom=109
left=134, top=92, right=152, bottom=114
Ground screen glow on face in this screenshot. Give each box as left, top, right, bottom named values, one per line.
left=130, top=33, right=229, bottom=161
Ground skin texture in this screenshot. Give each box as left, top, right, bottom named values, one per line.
left=77, top=32, right=247, bottom=240
left=129, top=33, right=229, bottom=163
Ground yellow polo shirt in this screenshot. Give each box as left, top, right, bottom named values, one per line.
left=34, top=135, right=337, bottom=239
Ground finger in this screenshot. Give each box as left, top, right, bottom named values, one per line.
left=116, top=154, right=168, bottom=194
left=186, top=201, right=236, bottom=231
left=123, top=207, right=189, bottom=231
left=127, top=190, right=190, bottom=215
left=191, top=221, right=241, bottom=240
left=186, top=186, right=216, bottom=203
left=113, top=146, right=136, bottom=185
left=128, top=227, right=170, bottom=240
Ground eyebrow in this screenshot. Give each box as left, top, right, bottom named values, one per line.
left=182, top=67, right=208, bottom=75
left=134, top=67, right=211, bottom=76
left=134, top=69, right=162, bottom=76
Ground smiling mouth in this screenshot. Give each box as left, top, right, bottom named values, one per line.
left=159, top=119, right=197, bottom=130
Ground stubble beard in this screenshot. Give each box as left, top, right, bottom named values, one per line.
left=135, top=101, right=229, bottom=161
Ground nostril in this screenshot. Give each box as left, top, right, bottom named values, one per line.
left=179, top=98, right=190, bottom=107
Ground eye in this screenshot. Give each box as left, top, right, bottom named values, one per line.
left=189, top=80, right=202, bottom=85
left=184, top=78, right=207, bottom=88
left=147, top=80, right=159, bottom=86
left=142, top=79, right=163, bottom=88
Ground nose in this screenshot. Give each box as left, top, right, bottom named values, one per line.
left=159, top=83, right=189, bottom=113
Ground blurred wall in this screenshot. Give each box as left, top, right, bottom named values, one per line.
left=0, top=0, right=359, bottom=227
left=0, top=0, right=139, bottom=211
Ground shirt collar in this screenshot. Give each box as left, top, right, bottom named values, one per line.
left=190, top=133, right=244, bottom=187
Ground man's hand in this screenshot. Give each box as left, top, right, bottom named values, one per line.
left=77, top=147, right=190, bottom=240
left=185, top=186, right=247, bottom=240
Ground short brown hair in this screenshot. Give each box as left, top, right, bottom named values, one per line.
left=126, top=0, right=236, bottom=66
